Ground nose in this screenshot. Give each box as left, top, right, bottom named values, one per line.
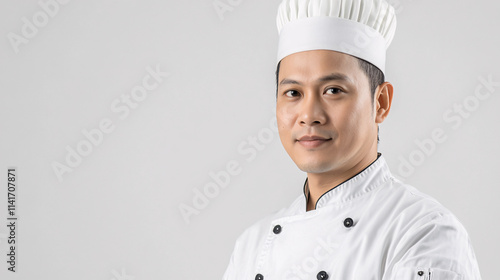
left=298, top=93, right=327, bottom=126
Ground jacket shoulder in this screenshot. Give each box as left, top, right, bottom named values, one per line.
left=377, top=178, right=481, bottom=279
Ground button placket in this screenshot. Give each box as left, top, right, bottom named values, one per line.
left=254, top=221, right=287, bottom=277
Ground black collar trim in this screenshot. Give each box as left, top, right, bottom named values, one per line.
left=302, top=152, right=382, bottom=210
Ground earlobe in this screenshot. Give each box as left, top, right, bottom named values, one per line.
left=375, top=82, right=394, bottom=124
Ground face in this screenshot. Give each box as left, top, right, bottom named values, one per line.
left=276, top=50, right=381, bottom=175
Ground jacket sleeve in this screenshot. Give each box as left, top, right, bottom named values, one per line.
left=382, top=211, right=482, bottom=280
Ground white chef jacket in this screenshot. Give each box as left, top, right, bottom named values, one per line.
left=222, top=155, right=481, bottom=280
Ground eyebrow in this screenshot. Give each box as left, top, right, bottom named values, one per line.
left=279, top=73, right=353, bottom=86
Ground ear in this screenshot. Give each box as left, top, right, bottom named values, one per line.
left=374, top=81, right=394, bottom=124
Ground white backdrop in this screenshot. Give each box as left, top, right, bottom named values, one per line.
left=0, top=0, right=498, bottom=279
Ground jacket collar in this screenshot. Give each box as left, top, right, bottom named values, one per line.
left=302, top=153, right=391, bottom=210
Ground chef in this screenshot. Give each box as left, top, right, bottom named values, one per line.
left=223, top=0, right=482, bottom=279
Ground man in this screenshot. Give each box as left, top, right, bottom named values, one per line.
left=223, top=0, right=482, bottom=279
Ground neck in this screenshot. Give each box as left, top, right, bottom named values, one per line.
left=305, top=152, right=379, bottom=211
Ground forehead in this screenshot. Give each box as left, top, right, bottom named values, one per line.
left=278, top=50, right=365, bottom=85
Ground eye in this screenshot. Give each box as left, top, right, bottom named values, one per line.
left=325, top=88, right=343, bottom=95
left=284, top=90, right=300, bottom=97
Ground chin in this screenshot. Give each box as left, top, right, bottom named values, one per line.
left=295, top=159, right=334, bottom=174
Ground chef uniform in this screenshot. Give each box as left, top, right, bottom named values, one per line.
left=223, top=0, right=482, bottom=279
left=222, top=155, right=481, bottom=279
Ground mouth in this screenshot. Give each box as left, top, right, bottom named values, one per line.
left=296, top=135, right=332, bottom=149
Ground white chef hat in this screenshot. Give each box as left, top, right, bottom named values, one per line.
left=276, top=0, right=397, bottom=74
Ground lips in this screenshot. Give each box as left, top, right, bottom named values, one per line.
left=297, top=135, right=331, bottom=141
left=297, top=135, right=332, bottom=148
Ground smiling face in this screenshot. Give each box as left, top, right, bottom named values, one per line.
left=276, top=49, right=389, bottom=176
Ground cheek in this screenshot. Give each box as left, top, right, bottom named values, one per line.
left=336, top=99, right=372, bottom=139
left=277, top=120, right=292, bottom=145
left=276, top=106, right=295, bottom=133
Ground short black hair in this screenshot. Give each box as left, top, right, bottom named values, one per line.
left=274, top=56, right=384, bottom=142
left=275, top=57, right=384, bottom=99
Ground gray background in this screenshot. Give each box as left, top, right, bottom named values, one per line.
left=0, top=0, right=498, bottom=279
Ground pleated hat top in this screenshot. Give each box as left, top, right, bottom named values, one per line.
left=276, top=0, right=397, bottom=74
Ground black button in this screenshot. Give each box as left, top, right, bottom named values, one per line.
left=417, top=271, right=424, bottom=276
left=273, top=225, right=282, bottom=234
left=343, top=217, right=354, bottom=228
left=317, top=270, right=329, bottom=280
left=255, top=273, right=264, bottom=280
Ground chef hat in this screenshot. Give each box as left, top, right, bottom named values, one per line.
left=276, top=0, right=397, bottom=74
